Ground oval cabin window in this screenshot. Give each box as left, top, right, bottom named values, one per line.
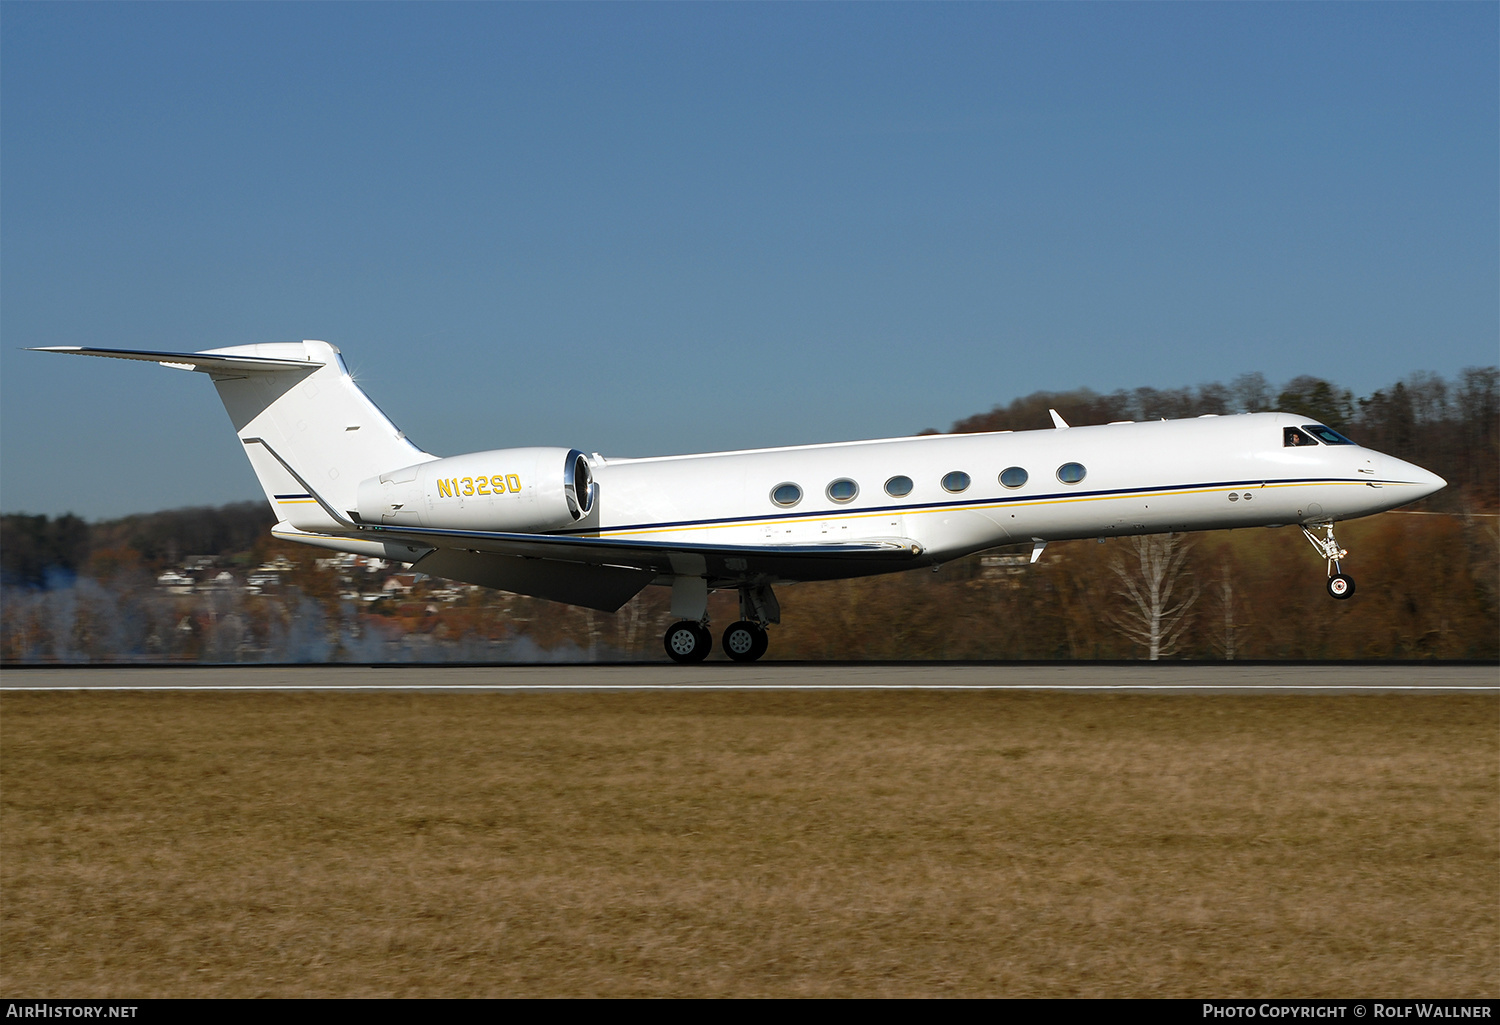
left=1057, top=462, right=1086, bottom=484
left=827, top=478, right=859, bottom=503
left=941, top=471, right=971, bottom=493
left=999, top=466, right=1028, bottom=489
left=885, top=475, right=914, bottom=497
left=771, top=483, right=803, bottom=507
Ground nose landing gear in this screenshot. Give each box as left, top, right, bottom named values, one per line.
left=1327, top=574, right=1355, bottom=599
left=1302, top=522, right=1355, bottom=600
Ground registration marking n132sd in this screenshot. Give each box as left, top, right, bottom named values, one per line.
left=436, top=475, right=522, bottom=498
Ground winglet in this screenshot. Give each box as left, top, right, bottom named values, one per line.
left=1049, top=409, right=1069, bottom=429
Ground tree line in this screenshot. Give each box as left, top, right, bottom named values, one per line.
left=3, top=509, right=1493, bottom=662
left=1, top=502, right=274, bottom=588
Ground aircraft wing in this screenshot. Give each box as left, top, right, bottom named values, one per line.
left=341, top=522, right=925, bottom=612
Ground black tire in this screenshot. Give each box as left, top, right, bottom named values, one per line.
left=1327, top=574, right=1355, bottom=600
left=722, top=621, right=769, bottom=662
left=664, top=620, right=712, bottom=663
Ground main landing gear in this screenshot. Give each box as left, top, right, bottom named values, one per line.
left=664, top=620, right=713, bottom=663
left=662, top=618, right=770, bottom=664
left=1302, top=522, right=1356, bottom=600
left=722, top=621, right=770, bottom=662
left=662, top=584, right=779, bottom=663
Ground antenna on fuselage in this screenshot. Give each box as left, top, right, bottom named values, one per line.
left=1049, top=409, right=1069, bottom=429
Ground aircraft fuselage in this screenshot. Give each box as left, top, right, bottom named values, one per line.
left=544, top=413, right=1441, bottom=578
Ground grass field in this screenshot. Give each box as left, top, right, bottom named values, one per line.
left=2, top=690, right=1495, bottom=997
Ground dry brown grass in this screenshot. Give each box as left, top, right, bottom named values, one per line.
left=2, top=691, right=1495, bottom=997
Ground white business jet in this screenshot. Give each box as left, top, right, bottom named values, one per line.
left=34, top=340, right=1446, bottom=662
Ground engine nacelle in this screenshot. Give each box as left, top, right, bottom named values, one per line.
left=357, top=447, right=595, bottom=532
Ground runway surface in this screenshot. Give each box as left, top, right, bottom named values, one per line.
left=2, top=662, right=1495, bottom=692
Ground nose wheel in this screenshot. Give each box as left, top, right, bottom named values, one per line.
left=1303, top=523, right=1355, bottom=600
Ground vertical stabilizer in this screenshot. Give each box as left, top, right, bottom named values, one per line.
left=32, top=340, right=436, bottom=532
left=203, top=341, right=435, bottom=530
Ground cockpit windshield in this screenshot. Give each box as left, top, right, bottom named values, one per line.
left=1301, top=424, right=1355, bottom=445
left=1284, top=426, right=1317, bottom=447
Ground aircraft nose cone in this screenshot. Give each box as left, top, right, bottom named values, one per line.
left=1398, top=460, right=1446, bottom=499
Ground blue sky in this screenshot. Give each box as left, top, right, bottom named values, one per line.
left=3, top=2, right=1495, bottom=519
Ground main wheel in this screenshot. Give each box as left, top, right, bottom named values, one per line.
left=1327, top=574, right=1355, bottom=600
left=664, top=620, right=712, bottom=663
left=722, top=621, right=769, bottom=662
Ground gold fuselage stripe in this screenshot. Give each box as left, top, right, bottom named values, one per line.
left=588, top=479, right=1403, bottom=540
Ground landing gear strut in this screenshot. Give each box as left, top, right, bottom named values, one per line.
left=724, top=584, right=778, bottom=662
left=1302, top=522, right=1355, bottom=601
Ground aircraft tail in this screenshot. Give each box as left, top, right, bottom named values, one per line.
left=33, top=340, right=434, bottom=532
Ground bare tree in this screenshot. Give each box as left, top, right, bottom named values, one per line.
left=1232, top=372, right=1272, bottom=413
left=1108, top=533, right=1199, bottom=661
left=1209, top=568, right=1239, bottom=661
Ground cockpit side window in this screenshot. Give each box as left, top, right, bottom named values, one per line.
left=1283, top=426, right=1318, bottom=447
left=1302, top=424, right=1355, bottom=445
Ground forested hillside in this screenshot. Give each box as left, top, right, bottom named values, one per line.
left=3, top=368, right=1495, bottom=662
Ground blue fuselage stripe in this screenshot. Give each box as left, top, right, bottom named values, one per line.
left=556, top=476, right=1412, bottom=536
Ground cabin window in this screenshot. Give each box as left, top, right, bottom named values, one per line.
left=999, top=466, right=1028, bottom=489
left=1284, top=427, right=1318, bottom=447
left=771, top=483, right=803, bottom=507
left=1302, top=424, right=1355, bottom=445
left=885, top=475, right=914, bottom=497
left=941, top=471, right=971, bottom=493
left=827, top=478, right=859, bottom=503
left=1057, top=462, right=1086, bottom=484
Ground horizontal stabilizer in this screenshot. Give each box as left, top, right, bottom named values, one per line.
left=30, top=346, right=317, bottom=374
